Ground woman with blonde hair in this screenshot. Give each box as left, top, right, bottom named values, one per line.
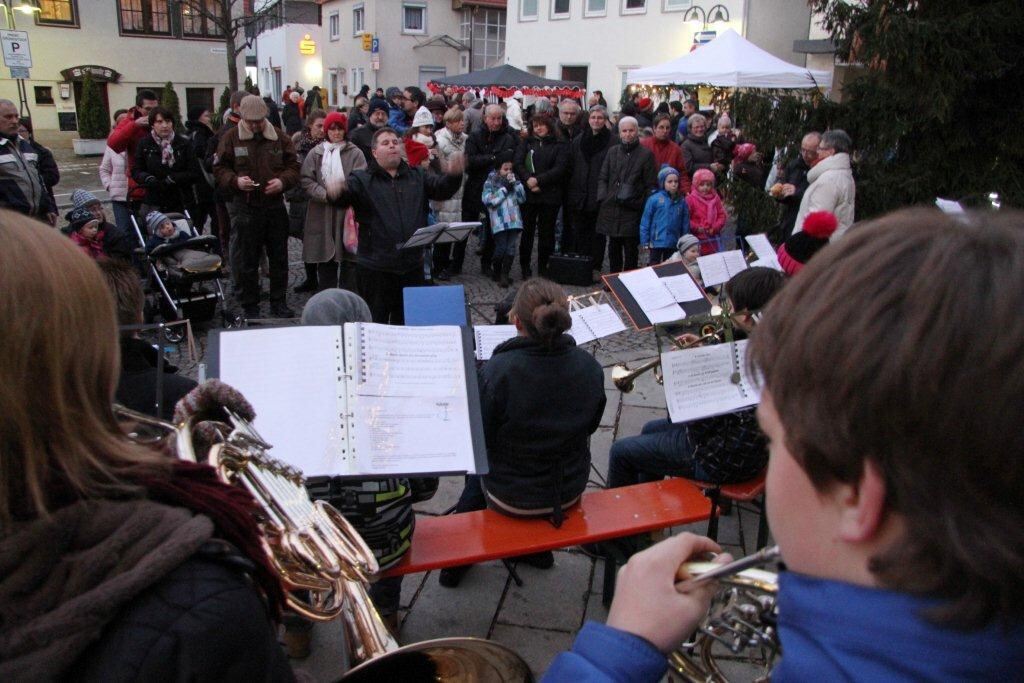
left=440, top=278, right=606, bottom=587
left=0, top=211, right=293, bottom=680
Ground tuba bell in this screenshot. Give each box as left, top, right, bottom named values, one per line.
left=116, top=402, right=534, bottom=682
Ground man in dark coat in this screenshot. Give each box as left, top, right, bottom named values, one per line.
left=350, top=97, right=391, bottom=164
left=772, top=132, right=821, bottom=242
left=335, top=127, right=463, bottom=324
left=596, top=116, right=657, bottom=273
left=463, top=104, right=520, bottom=275
left=567, top=105, right=617, bottom=271
left=214, top=95, right=301, bottom=319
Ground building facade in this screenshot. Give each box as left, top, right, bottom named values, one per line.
left=0, top=0, right=245, bottom=146
left=503, top=0, right=814, bottom=107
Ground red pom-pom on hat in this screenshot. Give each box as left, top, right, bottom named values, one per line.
left=802, top=211, right=838, bottom=239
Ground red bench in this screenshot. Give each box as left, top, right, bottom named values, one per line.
left=384, top=479, right=712, bottom=599
left=690, top=471, right=768, bottom=552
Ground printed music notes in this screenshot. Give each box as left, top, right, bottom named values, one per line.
left=568, top=303, right=627, bottom=344
left=473, top=325, right=518, bottom=361
left=661, top=340, right=761, bottom=423
left=214, top=324, right=483, bottom=478
left=696, top=250, right=748, bottom=287
left=744, top=234, right=782, bottom=271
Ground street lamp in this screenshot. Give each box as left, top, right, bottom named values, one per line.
left=684, top=3, right=730, bottom=30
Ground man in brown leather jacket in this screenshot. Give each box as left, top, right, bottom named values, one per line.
left=214, top=95, right=300, bottom=318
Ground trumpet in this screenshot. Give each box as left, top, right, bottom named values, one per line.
left=611, top=322, right=725, bottom=393
left=671, top=546, right=781, bottom=682
left=116, top=402, right=533, bottom=682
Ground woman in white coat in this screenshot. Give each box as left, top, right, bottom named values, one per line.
left=299, top=111, right=367, bottom=292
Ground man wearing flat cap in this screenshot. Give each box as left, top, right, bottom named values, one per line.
left=214, top=94, right=300, bottom=318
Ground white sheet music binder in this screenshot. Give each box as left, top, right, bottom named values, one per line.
left=210, top=323, right=486, bottom=478
left=472, top=302, right=627, bottom=360
left=661, top=340, right=761, bottom=423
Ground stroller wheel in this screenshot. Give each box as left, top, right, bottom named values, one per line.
left=162, top=325, right=185, bottom=345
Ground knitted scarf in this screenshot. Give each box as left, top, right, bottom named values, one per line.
left=320, top=140, right=346, bottom=200
left=151, top=129, right=175, bottom=167
left=0, top=498, right=213, bottom=679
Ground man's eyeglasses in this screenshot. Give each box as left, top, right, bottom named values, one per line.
left=800, top=147, right=818, bottom=156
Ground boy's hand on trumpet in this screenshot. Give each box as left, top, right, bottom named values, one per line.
left=607, top=533, right=732, bottom=654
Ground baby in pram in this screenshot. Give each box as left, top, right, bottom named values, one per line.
left=144, top=211, right=220, bottom=274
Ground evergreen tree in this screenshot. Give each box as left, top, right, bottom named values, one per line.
left=216, top=86, right=231, bottom=123
left=160, top=81, right=184, bottom=132
left=244, top=74, right=254, bottom=92
left=77, top=73, right=109, bottom=140
left=808, top=0, right=1024, bottom=215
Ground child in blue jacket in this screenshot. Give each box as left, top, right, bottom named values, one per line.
left=640, top=165, right=690, bottom=265
left=482, top=151, right=527, bottom=288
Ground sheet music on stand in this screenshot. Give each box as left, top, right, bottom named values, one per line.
left=398, top=222, right=481, bottom=250
left=744, top=234, right=783, bottom=271
left=661, top=339, right=761, bottom=423
left=473, top=324, right=517, bottom=360
left=697, top=250, right=749, bottom=287
left=207, top=323, right=487, bottom=478
left=603, top=261, right=712, bottom=331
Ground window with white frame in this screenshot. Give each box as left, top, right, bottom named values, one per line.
left=551, top=0, right=570, bottom=18
left=520, top=0, right=538, bottom=21
left=328, top=12, right=339, bottom=40
left=621, top=0, right=646, bottom=14
left=352, top=4, right=364, bottom=35
left=349, top=68, right=365, bottom=99
left=328, top=70, right=338, bottom=106
left=662, top=0, right=691, bottom=10
left=402, top=3, right=426, bottom=34
left=462, top=8, right=506, bottom=71
left=584, top=0, right=606, bottom=17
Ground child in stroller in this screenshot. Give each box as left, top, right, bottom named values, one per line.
left=144, top=211, right=220, bottom=273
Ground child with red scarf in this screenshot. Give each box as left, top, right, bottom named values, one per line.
left=66, top=207, right=106, bottom=260
left=686, top=168, right=726, bottom=254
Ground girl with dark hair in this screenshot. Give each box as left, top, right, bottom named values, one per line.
left=440, top=278, right=606, bottom=587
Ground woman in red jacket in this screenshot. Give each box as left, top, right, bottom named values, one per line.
left=641, top=114, right=690, bottom=194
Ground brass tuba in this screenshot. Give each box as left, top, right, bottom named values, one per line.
left=669, top=546, right=781, bottom=682
left=117, top=404, right=534, bottom=682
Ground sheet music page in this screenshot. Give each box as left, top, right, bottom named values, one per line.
left=620, top=267, right=682, bottom=323
left=660, top=274, right=704, bottom=302
left=350, top=323, right=476, bottom=474
left=352, top=395, right=476, bottom=475
left=218, top=326, right=350, bottom=477
left=620, top=267, right=676, bottom=308
left=355, top=324, right=466, bottom=397
left=745, top=235, right=782, bottom=270
left=567, top=310, right=596, bottom=344
left=474, top=324, right=517, bottom=360
left=723, top=250, right=749, bottom=277
left=574, top=303, right=627, bottom=341
left=661, top=340, right=759, bottom=423
left=697, top=254, right=728, bottom=287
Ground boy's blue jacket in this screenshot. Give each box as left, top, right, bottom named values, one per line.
left=639, top=189, right=689, bottom=249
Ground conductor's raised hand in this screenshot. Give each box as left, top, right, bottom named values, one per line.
left=606, top=532, right=730, bottom=654
left=446, top=152, right=466, bottom=176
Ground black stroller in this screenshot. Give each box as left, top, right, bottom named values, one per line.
left=132, top=211, right=229, bottom=340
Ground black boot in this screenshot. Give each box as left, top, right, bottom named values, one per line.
left=500, top=256, right=513, bottom=288
left=294, top=263, right=318, bottom=293
left=491, top=258, right=502, bottom=282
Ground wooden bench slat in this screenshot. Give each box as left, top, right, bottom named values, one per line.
left=691, top=471, right=767, bottom=502
left=384, top=479, right=711, bottom=577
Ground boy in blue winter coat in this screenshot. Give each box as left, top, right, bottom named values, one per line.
left=482, top=151, right=526, bottom=288
left=640, top=166, right=690, bottom=265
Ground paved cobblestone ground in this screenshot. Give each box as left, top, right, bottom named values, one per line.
left=56, top=153, right=761, bottom=680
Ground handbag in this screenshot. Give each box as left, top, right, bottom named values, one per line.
left=342, top=207, right=359, bottom=254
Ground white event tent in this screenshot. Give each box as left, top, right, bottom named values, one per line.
left=627, top=29, right=832, bottom=90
